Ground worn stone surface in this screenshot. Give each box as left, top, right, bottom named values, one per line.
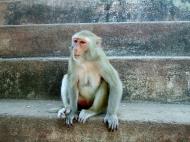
left=0, top=100, right=190, bottom=142
left=1, top=116, right=189, bottom=142
left=0, top=57, right=190, bottom=103
left=0, top=1, right=8, bottom=25
left=0, top=0, right=190, bottom=25
left=114, top=57, right=190, bottom=103
left=0, top=58, right=67, bottom=99
left=1, top=100, right=190, bottom=124
left=0, top=22, right=190, bottom=57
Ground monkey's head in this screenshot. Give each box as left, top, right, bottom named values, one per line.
left=71, top=30, right=102, bottom=62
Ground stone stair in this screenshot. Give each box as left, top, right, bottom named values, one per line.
left=0, top=0, right=190, bottom=25
left=0, top=100, right=190, bottom=142
left=0, top=0, right=190, bottom=142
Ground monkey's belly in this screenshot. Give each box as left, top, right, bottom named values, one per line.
left=78, top=73, right=101, bottom=100
left=78, top=85, right=98, bottom=100
left=77, top=69, right=101, bottom=109
left=78, top=85, right=98, bottom=110
left=78, top=96, right=93, bottom=109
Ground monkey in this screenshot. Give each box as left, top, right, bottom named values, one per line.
left=57, top=30, right=123, bottom=131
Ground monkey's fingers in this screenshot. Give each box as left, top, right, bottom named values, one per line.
left=111, top=121, right=118, bottom=131
left=65, top=113, right=75, bottom=127
left=78, top=110, right=88, bottom=123
left=107, top=121, right=118, bottom=131
left=66, top=118, right=73, bottom=127
left=104, top=114, right=119, bottom=131
left=78, top=117, right=87, bottom=123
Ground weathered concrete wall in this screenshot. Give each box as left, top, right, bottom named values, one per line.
left=0, top=22, right=190, bottom=57
left=0, top=58, right=66, bottom=99
left=0, top=1, right=7, bottom=25
left=0, top=57, right=190, bottom=103
left=0, top=116, right=189, bottom=142
left=118, top=57, right=190, bottom=103
left=0, top=0, right=190, bottom=25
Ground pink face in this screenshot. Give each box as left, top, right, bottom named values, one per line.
left=72, top=38, right=88, bottom=58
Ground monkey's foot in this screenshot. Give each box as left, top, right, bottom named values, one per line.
left=57, top=107, right=71, bottom=119
left=57, top=108, right=66, bottom=119
left=104, top=114, right=119, bottom=131
left=78, top=109, right=96, bottom=123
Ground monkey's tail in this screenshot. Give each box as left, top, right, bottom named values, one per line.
left=47, top=107, right=62, bottom=113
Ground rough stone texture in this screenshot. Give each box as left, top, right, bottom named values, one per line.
left=0, top=22, right=190, bottom=57
left=0, top=0, right=190, bottom=25
left=0, top=100, right=190, bottom=142
left=0, top=1, right=8, bottom=25
left=0, top=57, right=190, bottom=103
left=0, top=58, right=67, bottom=99
left=1, top=117, right=189, bottom=142
left=1, top=100, right=190, bottom=124
left=115, top=57, right=190, bottom=103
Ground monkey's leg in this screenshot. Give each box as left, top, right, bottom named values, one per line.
left=57, top=74, right=70, bottom=119
left=78, top=81, right=108, bottom=123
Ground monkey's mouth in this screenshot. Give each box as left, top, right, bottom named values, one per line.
left=74, top=55, right=80, bottom=58
left=72, top=52, right=81, bottom=59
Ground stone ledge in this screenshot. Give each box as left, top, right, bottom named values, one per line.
left=0, top=22, right=190, bottom=57
left=0, top=57, right=190, bottom=103
left=0, top=0, right=190, bottom=25
left=0, top=99, right=190, bottom=142
left=0, top=99, right=190, bottom=124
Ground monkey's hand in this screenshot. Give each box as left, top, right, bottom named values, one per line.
left=65, top=112, right=75, bottom=127
left=104, top=114, right=119, bottom=131
left=65, top=108, right=78, bottom=127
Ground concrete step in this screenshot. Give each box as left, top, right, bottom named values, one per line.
left=0, top=22, right=190, bottom=57
left=0, top=57, right=190, bottom=103
left=0, top=99, right=189, bottom=142
left=0, top=0, right=190, bottom=25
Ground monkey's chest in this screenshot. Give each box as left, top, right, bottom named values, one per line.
left=77, top=70, right=101, bottom=99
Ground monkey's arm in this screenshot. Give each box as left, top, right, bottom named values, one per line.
left=99, top=59, right=123, bottom=130
left=60, top=75, right=69, bottom=108
left=64, top=74, right=78, bottom=126
left=57, top=74, right=69, bottom=119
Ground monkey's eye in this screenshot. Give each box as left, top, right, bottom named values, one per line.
left=74, top=39, right=78, bottom=43
left=80, top=41, right=87, bottom=44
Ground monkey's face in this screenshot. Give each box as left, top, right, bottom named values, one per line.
left=72, top=38, right=88, bottom=58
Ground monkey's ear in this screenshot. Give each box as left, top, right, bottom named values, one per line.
left=96, top=37, right=102, bottom=47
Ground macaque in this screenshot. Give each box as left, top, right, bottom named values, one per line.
left=57, top=30, right=123, bottom=131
